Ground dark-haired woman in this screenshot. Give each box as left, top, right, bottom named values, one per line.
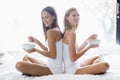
left=16, top=6, right=63, bottom=76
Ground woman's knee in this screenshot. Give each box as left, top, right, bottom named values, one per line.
left=102, top=62, right=109, bottom=70
left=16, top=61, right=24, bottom=71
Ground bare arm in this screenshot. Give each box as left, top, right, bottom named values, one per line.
left=28, top=36, right=48, bottom=51
left=67, top=31, right=91, bottom=62
left=77, top=34, right=98, bottom=52
left=34, top=30, right=56, bottom=59
left=77, top=40, right=88, bottom=52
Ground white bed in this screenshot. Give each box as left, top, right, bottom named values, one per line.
left=0, top=44, right=120, bottom=80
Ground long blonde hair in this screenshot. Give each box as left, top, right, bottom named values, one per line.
left=63, top=8, right=78, bottom=33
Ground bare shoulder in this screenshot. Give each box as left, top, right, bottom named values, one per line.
left=47, top=28, right=60, bottom=36
left=64, top=30, right=76, bottom=44
left=47, top=28, right=62, bottom=41
left=65, top=30, right=76, bottom=38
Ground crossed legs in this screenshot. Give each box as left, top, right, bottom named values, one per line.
left=75, top=55, right=109, bottom=74
left=16, top=55, right=52, bottom=76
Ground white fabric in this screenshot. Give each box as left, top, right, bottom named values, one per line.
left=25, top=39, right=63, bottom=74
left=63, top=43, right=81, bottom=74
left=0, top=50, right=120, bottom=80
left=47, top=39, right=63, bottom=74
left=46, top=39, right=63, bottom=74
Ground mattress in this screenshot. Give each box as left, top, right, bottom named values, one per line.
left=0, top=44, right=120, bottom=80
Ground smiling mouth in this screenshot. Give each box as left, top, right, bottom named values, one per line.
left=44, top=22, right=49, bottom=25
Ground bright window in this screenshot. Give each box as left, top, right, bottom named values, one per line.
left=0, top=0, right=116, bottom=52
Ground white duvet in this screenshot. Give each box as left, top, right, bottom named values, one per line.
left=0, top=44, right=120, bottom=80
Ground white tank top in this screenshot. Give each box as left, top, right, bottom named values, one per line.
left=63, top=43, right=75, bottom=72
left=46, top=39, right=63, bottom=65
left=40, top=39, right=64, bottom=74
left=63, top=32, right=80, bottom=73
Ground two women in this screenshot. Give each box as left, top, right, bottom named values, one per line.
left=16, top=7, right=109, bottom=76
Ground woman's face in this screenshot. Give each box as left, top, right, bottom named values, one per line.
left=67, top=10, right=79, bottom=28
left=42, top=11, right=55, bottom=27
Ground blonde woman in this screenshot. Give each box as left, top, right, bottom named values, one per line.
left=16, top=6, right=63, bottom=76
left=63, top=8, right=109, bottom=74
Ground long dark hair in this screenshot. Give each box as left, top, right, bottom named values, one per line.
left=41, top=6, right=61, bottom=40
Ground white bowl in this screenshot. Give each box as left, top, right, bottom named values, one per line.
left=22, top=43, right=35, bottom=50
left=87, top=39, right=100, bottom=45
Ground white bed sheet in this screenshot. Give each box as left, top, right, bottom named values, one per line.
left=0, top=44, right=120, bottom=80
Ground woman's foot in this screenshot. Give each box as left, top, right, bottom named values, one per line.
left=93, top=55, right=104, bottom=64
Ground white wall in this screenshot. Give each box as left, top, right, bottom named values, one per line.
left=0, top=0, right=116, bottom=52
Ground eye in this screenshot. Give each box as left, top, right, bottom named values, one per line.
left=72, top=14, right=79, bottom=17
left=72, top=14, right=76, bottom=17
left=42, top=16, right=49, bottom=20
left=42, top=17, right=44, bottom=19
left=45, top=16, right=49, bottom=19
